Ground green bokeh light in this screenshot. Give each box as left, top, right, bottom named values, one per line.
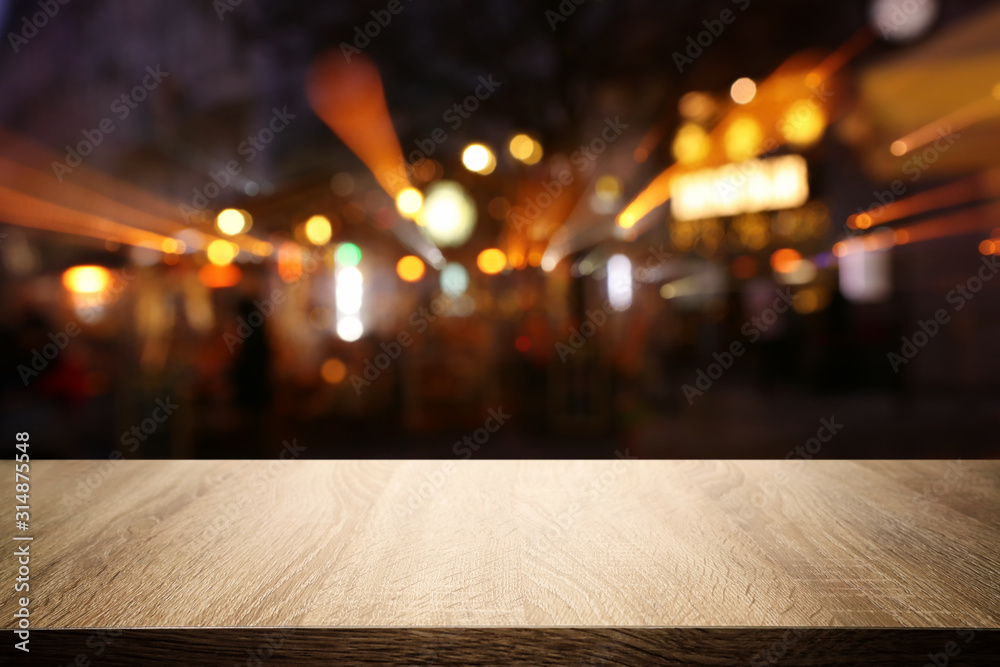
left=335, top=243, right=362, bottom=267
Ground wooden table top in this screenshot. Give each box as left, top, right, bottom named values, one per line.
left=3, top=459, right=999, bottom=664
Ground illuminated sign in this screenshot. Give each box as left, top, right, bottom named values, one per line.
left=670, top=155, right=809, bottom=221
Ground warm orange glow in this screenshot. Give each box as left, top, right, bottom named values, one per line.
left=617, top=212, right=636, bottom=229
left=770, top=248, right=802, bottom=273
left=514, top=335, right=531, bottom=352
left=306, top=53, right=412, bottom=197
left=855, top=213, right=872, bottom=229
left=890, top=140, right=908, bottom=157
left=477, top=248, right=507, bottom=275
left=277, top=242, right=303, bottom=283
left=321, top=358, right=347, bottom=384
left=197, top=263, right=242, bottom=288
left=980, top=239, right=996, bottom=256
left=894, top=229, right=910, bottom=244
left=832, top=241, right=848, bottom=257
left=396, top=255, right=426, bottom=282
left=62, top=265, right=110, bottom=294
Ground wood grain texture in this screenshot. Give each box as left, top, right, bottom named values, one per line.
left=2, top=460, right=998, bottom=663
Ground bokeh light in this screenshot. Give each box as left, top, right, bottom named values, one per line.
left=396, top=255, right=426, bottom=282
left=62, top=265, right=110, bottom=294
left=477, top=248, right=507, bottom=275
left=440, top=263, right=469, bottom=296
left=321, top=358, right=347, bottom=384
left=304, top=215, right=333, bottom=245
left=509, top=134, right=543, bottom=165
left=395, top=187, right=423, bottom=218
left=462, top=144, right=496, bottom=174
left=216, top=208, right=249, bottom=236
left=418, top=181, right=477, bottom=247
left=335, top=242, right=362, bottom=267
left=207, top=239, right=237, bottom=266
left=730, top=77, right=757, bottom=104
left=672, top=123, right=710, bottom=165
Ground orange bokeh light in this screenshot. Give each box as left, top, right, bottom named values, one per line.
left=477, top=248, right=507, bottom=275
left=770, top=248, right=802, bottom=273
left=396, top=255, right=425, bottom=282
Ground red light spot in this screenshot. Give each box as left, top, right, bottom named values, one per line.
left=515, top=335, right=531, bottom=352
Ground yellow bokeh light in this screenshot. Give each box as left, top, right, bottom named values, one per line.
left=62, top=265, right=110, bottom=294
left=207, top=239, right=237, bottom=266
left=161, top=238, right=179, bottom=253
left=477, top=248, right=507, bottom=275
left=462, top=144, right=496, bottom=174
left=617, top=212, right=636, bottom=229
left=595, top=174, right=622, bottom=200
left=730, top=77, right=756, bottom=105
left=672, top=123, right=710, bottom=165
left=216, top=208, right=248, bottom=236
left=304, top=215, right=333, bottom=245
left=321, top=358, right=347, bottom=384
left=724, top=116, right=763, bottom=161
left=509, top=134, right=534, bottom=160
left=396, top=255, right=426, bottom=282
left=509, top=134, right=543, bottom=165
left=780, top=100, right=827, bottom=147
left=395, top=188, right=423, bottom=217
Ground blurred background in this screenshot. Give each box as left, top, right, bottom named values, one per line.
left=2, top=0, right=999, bottom=459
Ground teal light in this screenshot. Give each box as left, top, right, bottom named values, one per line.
left=335, top=243, right=362, bottom=267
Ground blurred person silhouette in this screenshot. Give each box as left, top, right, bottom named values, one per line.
left=230, top=294, right=274, bottom=457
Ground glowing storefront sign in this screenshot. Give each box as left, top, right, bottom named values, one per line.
left=670, top=155, right=809, bottom=221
